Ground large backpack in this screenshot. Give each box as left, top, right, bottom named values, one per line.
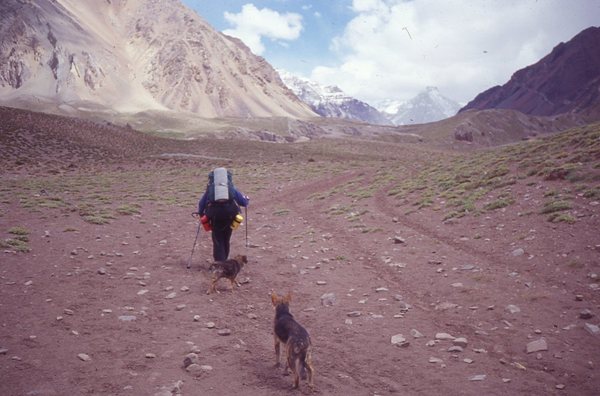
left=206, top=167, right=236, bottom=203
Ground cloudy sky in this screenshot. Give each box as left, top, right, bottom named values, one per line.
left=182, top=0, right=599, bottom=106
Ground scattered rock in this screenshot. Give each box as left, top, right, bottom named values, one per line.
left=320, top=293, right=336, bottom=306
left=217, top=329, right=231, bottom=336
left=193, top=315, right=200, bottom=322
left=175, top=304, right=186, bottom=311
left=137, top=289, right=149, bottom=296
left=390, top=334, right=409, bottom=347
left=316, top=281, right=327, bottom=285
left=375, top=287, right=389, bottom=292
left=165, top=292, right=177, bottom=299
left=463, top=358, right=473, bottom=364
left=118, top=315, right=136, bottom=322
left=526, top=338, right=548, bottom=354
left=506, top=304, right=521, bottom=314
left=183, top=353, right=198, bottom=368
left=429, top=357, right=443, bottom=364
left=451, top=282, right=463, bottom=288
left=97, top=267, right=107, bottom=275
left=584, top=323, right=600, bottom=335
left=447, top=346, right=463, bottom=353
left=347, top=311, right=362, bottom=317
left=512, top=248, right=525, bottom=257
left=206, top=322, right=216, bottom=328
left=145, top=353, right=156, bottom=358
left=579, top=309, right=594, bottom=319
left=435, top=302, right=458, bottom=311
left=0, top=348, right=8, bottom=355
left=410, top=329, right=424, bottom=338
left=453, top=337, right=468, bottom=348
left=77, top=353, right=91, bottom=362
left=469, top=375, right=486, bottom=381
left=575, top=294, right=584, bottom=301
left=435, top=333, right=455, bottom=341
left=393, top=236, right=405, bottom=244
left=556, top=384, right=566, bottom=390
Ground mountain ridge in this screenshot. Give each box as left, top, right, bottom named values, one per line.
left=0, top=0, right=316, bottom=118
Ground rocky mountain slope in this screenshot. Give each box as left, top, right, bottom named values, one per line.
left=460, top=26, right=600, bottom=119
left=279, top=70, right=391, bottom=125
left=379, top=87, right=461, bottom=125
left=0, top=0, right=315, bottom=118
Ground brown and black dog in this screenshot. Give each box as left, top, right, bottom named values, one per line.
left=206, top=254, right=248, bottom=294
left=271, top=292, right=315, bottom=390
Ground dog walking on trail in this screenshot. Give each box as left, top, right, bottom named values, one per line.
left=197, top=167, right=249, bottom=261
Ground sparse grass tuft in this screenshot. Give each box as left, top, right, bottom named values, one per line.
left=540, top=200, right=572, bottom=214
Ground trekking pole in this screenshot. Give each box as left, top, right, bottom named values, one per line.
left=187, top=213, right=201, bottom=269
left=244, top=206, right=248, bottom=248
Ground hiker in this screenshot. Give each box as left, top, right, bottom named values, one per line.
left=197, top=167, right=249, bottom=261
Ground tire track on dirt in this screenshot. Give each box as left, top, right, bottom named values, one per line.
left=256, top=169, right=463, bottom=395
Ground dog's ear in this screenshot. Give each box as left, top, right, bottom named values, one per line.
left=271, top=292, right=278, bottom=305
left=284, top=292, right=292, bottom=303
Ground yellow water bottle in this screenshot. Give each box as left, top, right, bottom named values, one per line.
left=231, top=214, right=243, bottom=230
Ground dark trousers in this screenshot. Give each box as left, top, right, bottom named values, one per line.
left=206, top=201, right=238, bottom=261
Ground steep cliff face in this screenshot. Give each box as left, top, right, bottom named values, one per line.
left=460, top=27, right=600, bottom=118
left=0, top=0, right=316, bottom=118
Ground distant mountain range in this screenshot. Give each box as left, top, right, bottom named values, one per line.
left=460, top=26, right=600, bottom=119
left=0, top=0, right=315, bottom=118
left=378, top=87, right=461, bottom=125
left=280, top=71, right=460, bottom=126
left=278, top=70, right=391, bottom=125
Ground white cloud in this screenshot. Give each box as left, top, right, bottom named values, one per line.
left=311, top=0, right=599, bottom=104
left=223, top=4, right=303, bottom=55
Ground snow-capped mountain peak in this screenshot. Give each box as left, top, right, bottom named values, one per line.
left=278, top=70, right=392, bottom=125
left=378, top=87, right=461, bottom=125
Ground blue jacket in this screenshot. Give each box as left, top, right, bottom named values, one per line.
left=198, top=188, right=249, bottom=215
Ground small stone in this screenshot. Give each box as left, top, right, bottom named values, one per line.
left=64, top=309, right=74, bottom=315
left=118, top=315, right=136, bottom=322
left=145, top=353, right=156, bottom=358
left=506, top=304, right=521, bottom=314
left=102, top=309, right=112, bottom=314
left=435, top=302, right=458, bottom=311
left=584, top=323, right=600, bottom=335
left=175, top=304, right=186, bottom=311
left=24, top=280, right=33, bottom=286
left=502, top=378, right=511, bottom=383
left=512, top=248, right=525, bottom=257
left=320, top=293, right=336, bottom=306
left=410, top=329, right=424, bottom=338
left=391, top=334, right=409, bottom=347
left=526, top=338, right=548, bottom=353
left=347, top=311, right=362, bottom=317
left=375, top=287, right=389, bottom=292
left=77, top=353, right=91, bottom=362
left=137, top=289, right=148, bottom=296
left=345, top=319, right=352, bottom=325
left=425, top=340, right=436, bottom=347
left=186, top=363, right=202, bottom=373
left=181, top=286, right=190, bottom=292
left=393, top=236, right=406, bottom=244
left=316, top=281, right=327, bottom=285
left=97, top=267, right=107, bottom=275
left=463, top=358, right=473, bottom=364
left=217, top=329, right=231, bottom=336
left=429, top=357, right=443, bottom=364
left=159, top=240, right=167, bottom=245
left=556, top=384, right=566, bottom=390
left=447, top=346, right=463, bottom=353
left=183, top=353, right=198, bottom=368
left=247, top=313, right=258, bottom=320
left=193, top=315, right=201, bottom=322
left=200, top=365, right=213, bottom=372
left=435, top=333, right=455, bottom=341
left=0, top=348, right=8, bottom=355
left=575, top=294, right=584, bottom=301
left=206, top=322, right=216, bottom=328
left=469, top=374, right=486, bottom=381
left=165, top=292, right=177, bottom=299
left=579, top=309, right=594, bottom=319
left=453, top=337, right=468, bottom=348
